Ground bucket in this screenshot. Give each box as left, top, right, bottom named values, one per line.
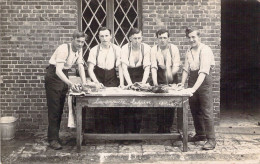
left=0, top=116, right=17, bottom=140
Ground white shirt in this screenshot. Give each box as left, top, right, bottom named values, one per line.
left=49, top=43, right=84, bottom=69
left=151, top=44, right=180, bottom=70
left=87, top=44, right=121, bottom=70
left=183, top=43, right=215, bottom=75
left=121, top=43, right=151, bottom=68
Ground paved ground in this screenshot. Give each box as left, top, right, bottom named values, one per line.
left=1, top=109, right=260, bottom=164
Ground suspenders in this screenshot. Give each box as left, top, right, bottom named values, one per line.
left=65, top=43, right=79, bottom=65
left=156, top=44, right=173, bottom=66
left=128, top=43, right=145, bottom=65
left=96, top=44, right=117, bottom=67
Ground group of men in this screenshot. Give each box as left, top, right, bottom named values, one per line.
left=45, top=27, right=216, bottom=151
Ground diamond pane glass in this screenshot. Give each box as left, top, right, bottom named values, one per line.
left=82, top=0, right=107, bottom=61
left=114, top=0, right=138, bottom=47
left=82, top=0, right=140, bottom=58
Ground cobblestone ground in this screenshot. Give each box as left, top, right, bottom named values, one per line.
left=2, top=110, right=260, bottom=163
left=2, top=127, right=260, bottom=164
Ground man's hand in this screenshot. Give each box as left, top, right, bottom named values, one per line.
left=70, top=83, right=81, bottom=92
left=176, top=83, right=185, bottom=90
left=185, top=88, right=196, bottom=94
left=94, top=82, right=104, bottom=89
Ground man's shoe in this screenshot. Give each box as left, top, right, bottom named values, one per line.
left=49, top=140, right=62, bottom=150
left=202, top=139, right=216, bottom=150
left=188, top=134, right=207, bottom=142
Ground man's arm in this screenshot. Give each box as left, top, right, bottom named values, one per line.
left=56, top=63, right=73, bottom=86
left=118, top=64, right=124, bottom=87
left=122, top=63, right=133, bottom=85
left=171, top=45, right=180, bottom=83
left=151, top=67, right=158, bottom=86
left=180, top=70, right=188, bottom=87
left=141, top=66, right=150, bottom=84
left=78, top=63, right=87, bottom=84
left=191, top=73, right=206, bottom=92
left=88, top=63, right=99, bottom=83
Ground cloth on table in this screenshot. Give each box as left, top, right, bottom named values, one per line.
left=68, top=95, right=76, bottom=128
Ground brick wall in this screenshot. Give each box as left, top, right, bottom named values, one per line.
left=0, top=0, right=79, bottom=131
left=0, top=0, right=221, bottom=131
left=142, top=0, right=221, bottom=127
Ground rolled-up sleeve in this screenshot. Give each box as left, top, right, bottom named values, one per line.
left=120, top=44, right=129, bottom=66
left=171, top=45, right=180, bottom=68
left=199, top=46, right=214, bottom=75
left=150, top=46, right=158, bottom=70
left=183, top=52, right=190, bottom=73
left=142, top=44, right=151, bottom=68
left=87, top=46, right=97, bottom=66
left=55, top=44, right=68, bottom=63
left=76, top=49, right=84, bottom=65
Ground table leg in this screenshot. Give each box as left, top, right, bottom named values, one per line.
left=182, top=98, right=188, bottom=152
left=76, top=103, right=83, bottom=152
left=177, top=107, right=183, bottom=132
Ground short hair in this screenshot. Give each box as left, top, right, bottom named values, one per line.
left=128, top=28, right=142, bottom=38
left=156, top=29, right=169, bottom=38
left=185, top=27, right=200, bottom=38
left=72, top=30, right=87, bottom=39
left=98, top=27, right=112, bottom=35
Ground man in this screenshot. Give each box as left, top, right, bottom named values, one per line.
left=45, top=30, right=88, bottom=150
left=178, top=27, right=216, bottom=150
left=151, top=29, right=180, bottom=133
left=87, top=27, right=124, bottom=133
left=121, top=28, right=151, bottom=133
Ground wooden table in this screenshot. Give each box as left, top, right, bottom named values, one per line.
left=71, top=88, right=191, bottom=152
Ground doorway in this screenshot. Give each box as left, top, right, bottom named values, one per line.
left=221, top=0, right=260, bottom=112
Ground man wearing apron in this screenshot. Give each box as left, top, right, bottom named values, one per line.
left=121, top=28, right=151, bottom=133
left=151, top=29, right=180, bottom=133
left=45, top=30, right=88, bottom=150
left=178, top=27, right=216, bottom=150
left=87, top=27, right=124, bottom=133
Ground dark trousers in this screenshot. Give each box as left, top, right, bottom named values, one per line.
left=188, top=70, right=215, bottom=139
left=156, top=67, right=178, bottom=128
left=45, top=65, right=69, bottom=141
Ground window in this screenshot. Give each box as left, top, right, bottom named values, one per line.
left=78, top=0, right=142, bottom=61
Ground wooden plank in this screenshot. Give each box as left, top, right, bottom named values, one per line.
left=106, top=0, right=114, bottom=38
left=84, top=133, right=181, bottom=140
left=77, top=96, right=183, bottom=108
left=182, top=97, right=188, bottom=152
left=76, top=103, right=83, bottom=152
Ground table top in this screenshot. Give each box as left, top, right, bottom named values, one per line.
left=69, top=87, right=192, bottom=97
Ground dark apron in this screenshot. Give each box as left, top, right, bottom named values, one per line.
left=156, top=67, right=178, bottom=130
left=157, top=67, right=178, bottom=85
left=123, top=66, right=144, bottom=133
left=128, top=66, right=144, bottom=83
left=93, top=64, right=120, bottom=133
left=94, top=66, right=119, bottom=87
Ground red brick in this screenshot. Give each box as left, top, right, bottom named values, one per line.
left=1, top=0, right=221, bottom=131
